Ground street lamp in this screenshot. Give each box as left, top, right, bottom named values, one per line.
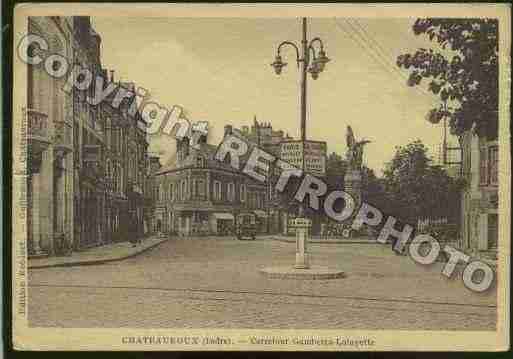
left=270, top=18, right=331, bottom=269
left=271, top=19, right=330, bottom=142
left=270, top=17, right=331, bottom=210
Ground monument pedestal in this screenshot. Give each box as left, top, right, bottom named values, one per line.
left=344, top=169, right=362, bottom=207
left=293, top=217, right=311, bottom=269
left=259, top=216, right=345, bottom=280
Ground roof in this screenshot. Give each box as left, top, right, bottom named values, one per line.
left=153, top=130, right=271, bottom=188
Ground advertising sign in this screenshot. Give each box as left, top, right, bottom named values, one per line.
left=279, top=140, right=327, bottom=176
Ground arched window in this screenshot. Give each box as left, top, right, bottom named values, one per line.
left=227, top=182, right=235, bottom=202
left=214, top=181, right=222, bottom=201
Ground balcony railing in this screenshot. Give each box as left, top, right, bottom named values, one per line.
left=27, top=108, right=51, bottom=155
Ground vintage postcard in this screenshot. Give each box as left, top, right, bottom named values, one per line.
left=10, top=3, right=510, bottom=351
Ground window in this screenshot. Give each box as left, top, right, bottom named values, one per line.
left=170, top=183, right=174, bottom=201
left=106, top=160, right=111, bottom=178
left=479, top=147, right=487, bottom=185
left=214, top=181, right=221, bottom=201
left=157, top=183, right=164, bottom=201
left=240, top=184, right=246, bottom=202
left=196, top=156, right=205, bottom=168
left=191, top=179, right=196, bottom=197
left=488, top=146, right=498, bottom=186
left=227, top=183, right=235, bottom=202
left=196, top=180, right=205, bottom=198
left=181, top=180, right=187, bottom=200
left=119, top=166, right=124, bottom=194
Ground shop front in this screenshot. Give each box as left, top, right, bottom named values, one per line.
left=212, top=212, right=235, bottom=236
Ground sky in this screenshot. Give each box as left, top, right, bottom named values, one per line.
left=92, top=17, right=457, bottom=174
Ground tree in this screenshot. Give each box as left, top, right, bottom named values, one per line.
left=361, top=166, right=389, bottom=212
left=325, top=151, right=348, bottom=190
left=397, top=19, right=498, bottom=139
left=383, top=140, right=458, bottom=223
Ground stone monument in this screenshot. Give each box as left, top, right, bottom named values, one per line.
left=344, top=126, right=371, bottom=207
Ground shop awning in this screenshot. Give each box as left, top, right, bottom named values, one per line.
left=254, top=210, right=268, bottom=218
left=213, top=213, right=234, bottom=220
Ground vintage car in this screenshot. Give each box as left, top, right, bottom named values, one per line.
left=235, top=212, right=257, bottom=240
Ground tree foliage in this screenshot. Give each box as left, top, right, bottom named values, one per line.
left=397, top=19, right=498, bottom=139
left=325, top=151, right=348, bottom=190
left=383, top=140, right=459, bottom=223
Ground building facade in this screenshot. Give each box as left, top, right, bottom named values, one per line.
left=235, top=117, right=295, bottom=234
left=27, top=16, right=74, bottom=255
left=26, top=16, right=151, bottom=256
left=152, top=126, right=268, bottom=236
left=73, top=17, right=108, bottom=250
left=459, top=127, right=499, bottom=260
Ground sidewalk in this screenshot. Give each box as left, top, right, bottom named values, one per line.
left=269, top=236, right=497, bottom=268
left=28, top=235, right=169, bottom=269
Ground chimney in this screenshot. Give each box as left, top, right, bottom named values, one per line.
left=110, top=70, right=115, bottom=83
left=224, top=125, right=233, bottom=136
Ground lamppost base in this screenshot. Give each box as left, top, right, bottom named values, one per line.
left=294, top=252, right=310, bottom=269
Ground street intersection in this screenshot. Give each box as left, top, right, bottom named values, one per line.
left=28, top=237, right=497, bottom=330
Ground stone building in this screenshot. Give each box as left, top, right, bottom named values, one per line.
left=26, top=16, right=151, bottom=256
left=144, top=156, right=163, bottom=234
left=102, top=79, right=149, bottom=243
left=235, top=117, right=294, bottom=234
left=152, top=126, right=268, bottom=236
left=118, top=82, right=149, bottom=239
left=459, top=125, right=499, bottom=260
left=73, top=16, right=108, bottom=250
left=26, top=16, right=74, bottom=255
left=240, top=116, right=293, bottom=154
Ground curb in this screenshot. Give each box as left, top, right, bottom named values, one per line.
left=28, top=238, right=168, bottom=269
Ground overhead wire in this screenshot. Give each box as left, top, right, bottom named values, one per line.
left=333, top=18, right=435, bottom=101
left=351, top=18, right=434, bottom=98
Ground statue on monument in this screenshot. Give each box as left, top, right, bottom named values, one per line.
left=346, top=126, right=371, bottom=170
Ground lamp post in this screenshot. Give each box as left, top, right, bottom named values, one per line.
left=270, top=17, right=331, bottom=268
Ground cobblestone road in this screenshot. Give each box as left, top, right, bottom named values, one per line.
left=28, top=237, right=497, bottom=330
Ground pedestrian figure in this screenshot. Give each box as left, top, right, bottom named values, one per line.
left=129, top=216, right=138, bottom=247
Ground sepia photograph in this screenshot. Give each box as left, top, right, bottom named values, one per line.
left=10, top=3, right=510, bottom=351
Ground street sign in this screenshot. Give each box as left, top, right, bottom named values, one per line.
left=279, top=140, right=326, bottom=176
